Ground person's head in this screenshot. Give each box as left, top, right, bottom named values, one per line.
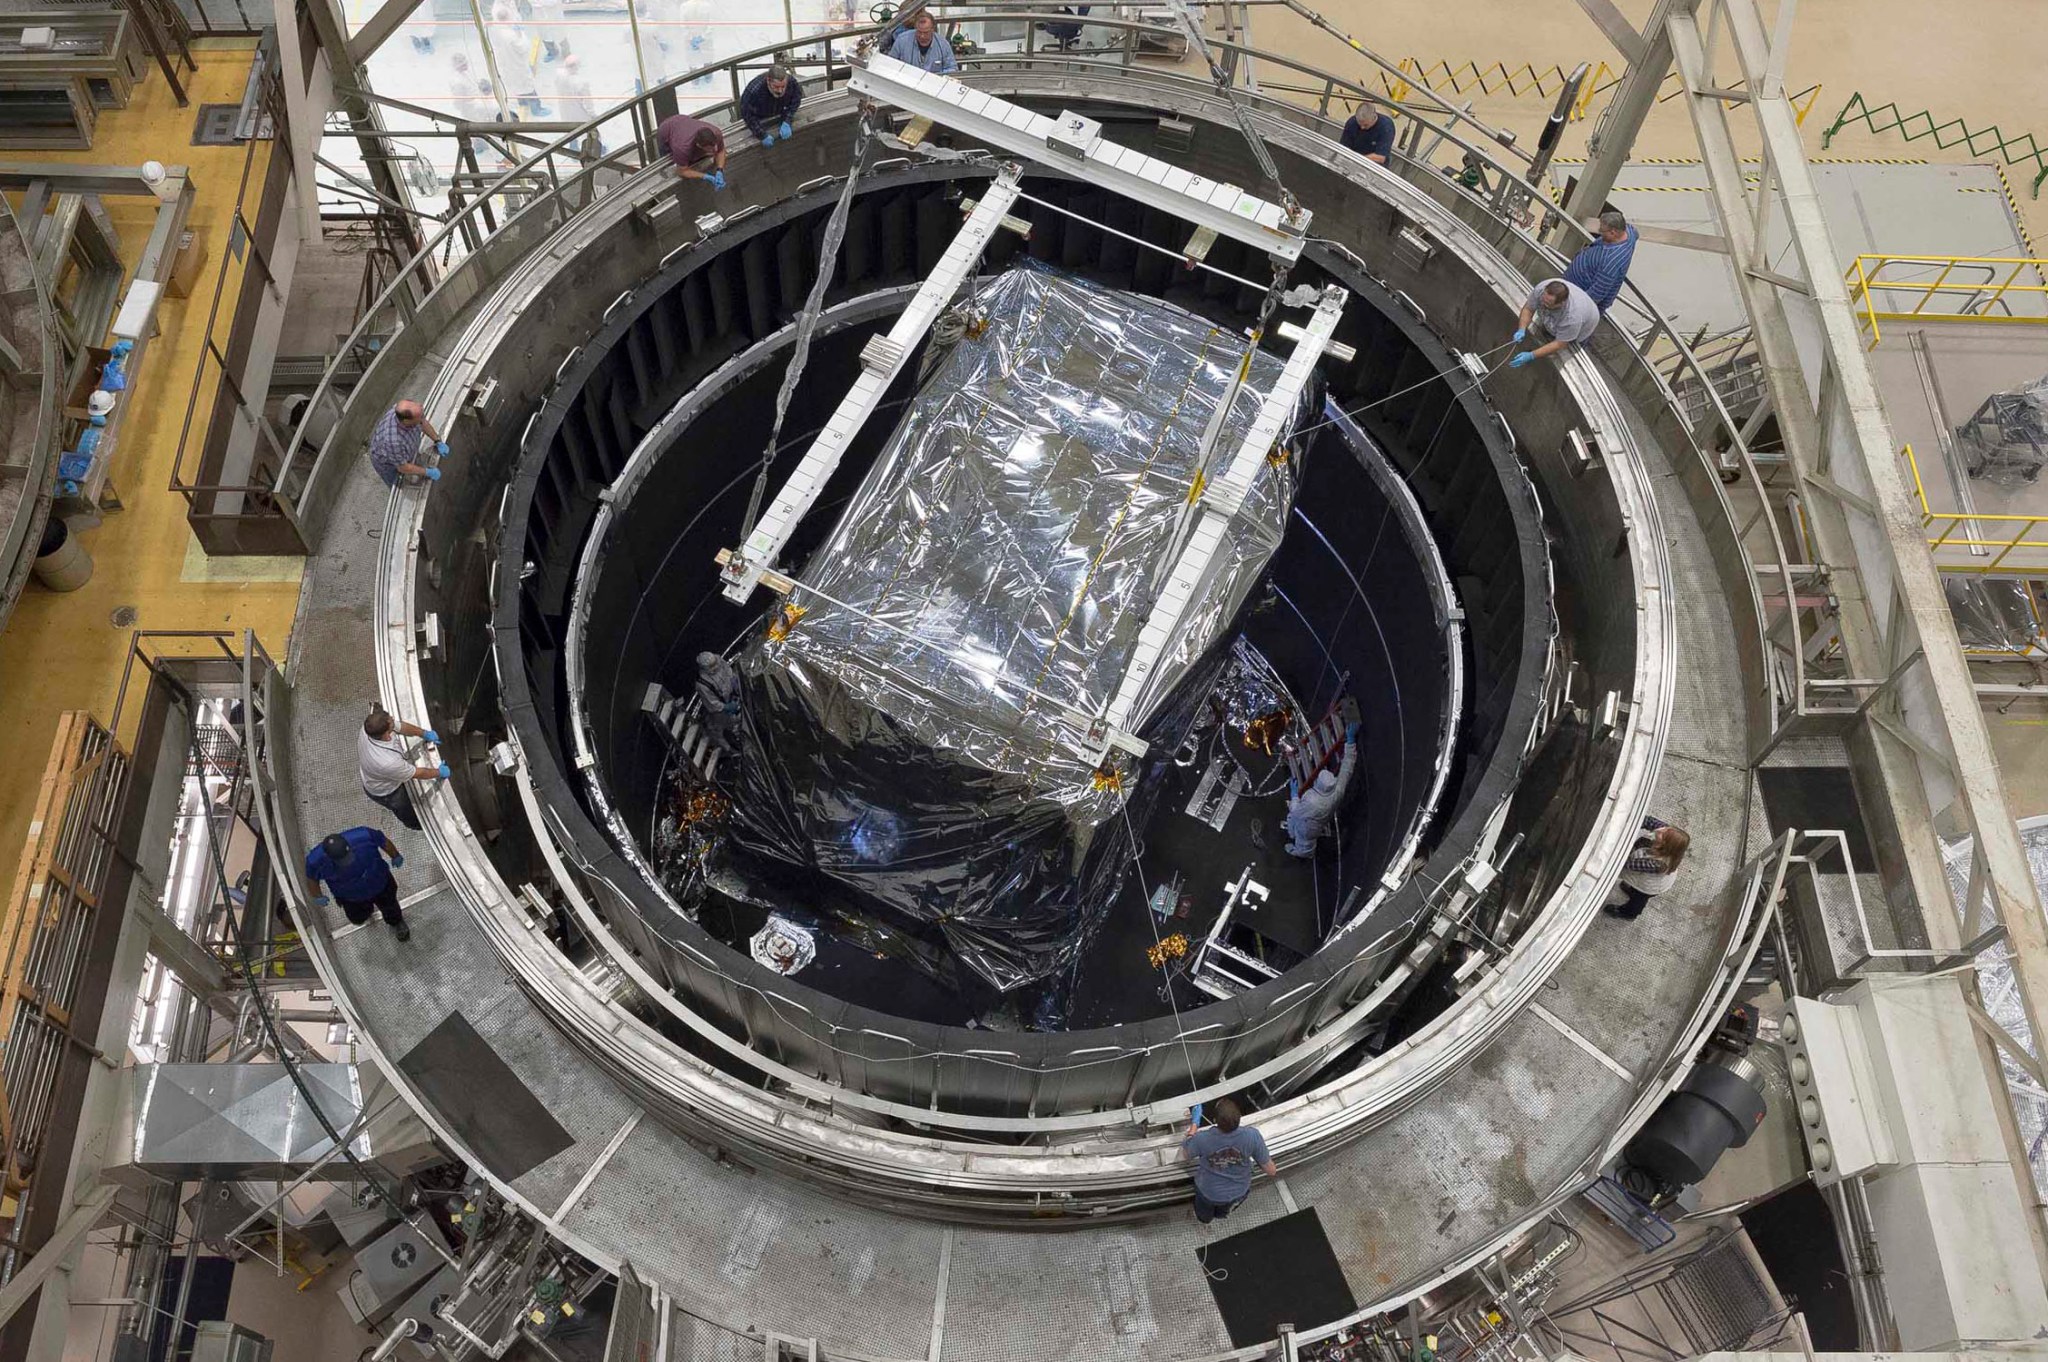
left=1312, top=769, right=1338, bottom=795
left=1354, top=98, right=1378, bottom=128
left=1540, top=280, right=1570, bottom=310
left=491, top=1, right=514, bottom=21
left=562, top=53, right=581, bottom=76
left=1653, top=824, right=1690, bottom=870
left=914, top=10, right=937, bottom=39
left=1212, top=1097, right=1242, bottom=1133
left=697, top=651, right=722, bottom=670
left=394, top=399, right=425, bottom=428
left=320, top=833, right=355, bottom=865
left=692, top=127, right=720, bottom=156
left=766, top=64, right=790, bottom=97
left=1598, top=209, right=1628, bottom=243
left=364, top=705, right=395, bottom=740
left=451, top=52, right=471, bottom=73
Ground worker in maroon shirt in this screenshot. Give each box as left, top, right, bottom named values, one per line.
left=657, top=112, right=727, bottom=189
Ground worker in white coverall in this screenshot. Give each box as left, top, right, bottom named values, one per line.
left=1284, top=722, right=1359, bottom=858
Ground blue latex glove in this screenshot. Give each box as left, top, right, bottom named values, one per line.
left=1509, top=351, right=1535, bottom=369
left=707, top=170, right=726, bottom=190
left=778, top=120, right=792, bottom=139
left=1513, top=327, right=1527, bottom=343
left=311, top=894, right=330, bottom=907
left=1344, top=721, right=1360, bottom=741
left=435, top=440, right=450, bottom=456
left=422, top=466, right=441, bottom=481
left=1190, top=1102, right=1204, bottom=1127
left=423, top=728, right=440, bottom=744
left=437, top=762, right=452, bottom=779
left=390, top=852, right=405, bottom=869
left=760, top=132, right=776, bottom=147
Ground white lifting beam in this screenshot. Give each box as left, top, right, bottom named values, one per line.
left=847, top=52, right=1311, bottom=261
left=719, top=161, right=1027, bottom=604
left=1093, top=284, right=1349, bottom=757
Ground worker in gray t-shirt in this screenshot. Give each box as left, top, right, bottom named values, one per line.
left=1509, top=277, right=1600, bottom=367
left=1181, top=1097, right=1279, bottom=1223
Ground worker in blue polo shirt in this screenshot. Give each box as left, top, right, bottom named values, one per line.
left=1339, top=99, right=1395, bottom=165
left=304, top=827, right=412, bottom=942
left=1563, top=209, right=1639, bottom=312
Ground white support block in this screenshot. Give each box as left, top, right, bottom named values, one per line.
left=719, top=164, right=1027, bottom=603
left=848, top=52, right=1308, bottom=260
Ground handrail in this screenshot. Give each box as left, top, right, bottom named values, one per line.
left=1845, top=252, right=2048, bottom=348
left=1901, top=443, right=2048, bottom=576
left=280, top=5, right=1609, bottom=510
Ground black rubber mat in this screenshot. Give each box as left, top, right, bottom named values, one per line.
left=1197, top=1207, right=1358, bottom=1347
left=1756, top=767, right=1876, bottom=873
left=398, top=1011, right=576, bottom=1181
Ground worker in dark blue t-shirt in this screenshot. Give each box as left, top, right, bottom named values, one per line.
left=304, top=826, right=412, bottom=942
left=1340, top=100, right=1395, bottom=165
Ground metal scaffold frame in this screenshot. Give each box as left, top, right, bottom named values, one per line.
left=1569, top=0, right=2048, bottom=1277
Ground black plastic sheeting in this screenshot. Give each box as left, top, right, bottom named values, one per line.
left=722, top=264, right=1313, bottom=991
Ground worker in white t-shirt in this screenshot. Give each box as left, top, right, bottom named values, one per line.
left=358, top=704, right=451, bottom=831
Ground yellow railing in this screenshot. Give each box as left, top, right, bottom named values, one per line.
left=1846, top=253, right=2048, bottom=348
left=1903, top=443, right=2048, bottom=576
left=1379, top=59, right=1818, bottom=127
left=1383, top=58, right=1617, bottom=121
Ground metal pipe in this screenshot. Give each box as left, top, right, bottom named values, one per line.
left=367, top=1316, right=420, bottom=1360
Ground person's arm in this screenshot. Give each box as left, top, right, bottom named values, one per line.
left=1328, top=726, right=1360, bottom=799
left=786, top=81, right=803, bottom=118
left=1516, top=301, right=1535, bottom=335
left=418, top=414, right=445, bottom=444
left=1367, top=122, right=1392, bottom=165
left=934, top=35, right=958, bottom=74
left=380, top=834, right=401, bottom=861
left=306, top=874, right=329, bottom=905
left=396, top=459, right=435, bottom=479
left=1528, top=336, right=1569, bottom=360
left=739, top=89, right=771, bottom=138
left=1260, top=1157, right=1280, bottom=1178
left=713, top=144, right=727, bottom=170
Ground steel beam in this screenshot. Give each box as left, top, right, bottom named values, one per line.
left=348, top=0, right=428, bottom=63
left=1557, top=0, right=1691, bottom=237
left=1099, top=285, right=1347, bottom=746
left=720, top=164, right=1027, bottom=603
left=1719, top=0, right=2048, bottom=1124
left=1569, top=0, right=1646, bottom=62
left=847, top=52, right=1310, bottom=260
left=0, top=1184, right=116, bottom=1330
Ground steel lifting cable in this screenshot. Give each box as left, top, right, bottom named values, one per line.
left=1162, top=0, right=1291, bottom=209
left=738, top=106, right=878, bottom=542
left=1118, top=801, right=1205, bottom=1095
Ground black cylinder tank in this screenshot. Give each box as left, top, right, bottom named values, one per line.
left=1625, top=1054, right=1770, bottom=1188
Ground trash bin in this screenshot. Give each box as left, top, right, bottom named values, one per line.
left=32, top=517, right=92, bottom=592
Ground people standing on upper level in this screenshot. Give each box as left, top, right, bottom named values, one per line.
left=658, top=112, right=727, bottom=190
left=1563, top=210, right=1640, bottom=312
left=1508, top=278, right=1601, bottom=366
left=740, top=65, right=804, bottom=145
left=1340, top=99, right=1396, bottom=165
left=886, top=10, right=958, bottom=74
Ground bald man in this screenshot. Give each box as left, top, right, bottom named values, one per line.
left=368, top=399, right=451, bottom=487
